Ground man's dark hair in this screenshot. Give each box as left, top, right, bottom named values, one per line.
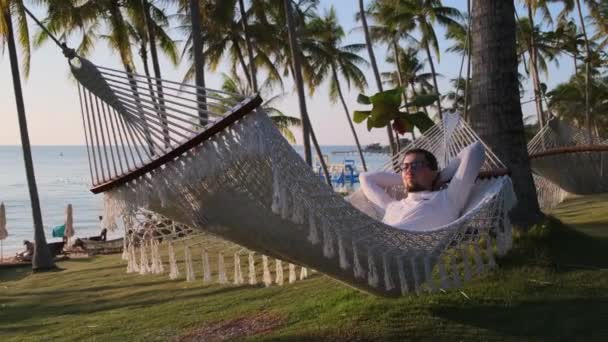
left=404, top=149, right=439, bottom=171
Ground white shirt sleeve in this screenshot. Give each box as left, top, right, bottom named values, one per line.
left=446, top=141, right=486, bottom=212
left=359, top=171, right=402, bottom=209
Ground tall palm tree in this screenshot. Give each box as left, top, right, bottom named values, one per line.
left=357, top=0, right=396, bottom=155
left=442, top=77, right=470, bottom=114
left=470, top=0, right=542, bottom=226
left=307, top=7, right=369, bottom=171
left=237, top=0, right=258, bottom=92
left=386, top=0, right=462, bottom=120
left=1, top=1, right=55, bottom=270
left=552, top=18, right=584, bottom=74
left=128, top=0, right=178, bottom=147
left=220, top=73, right=302, bottom=142
left=515, top=16, right=561, bottom=127
left=554, top=0, right=600, bottom=138
left=590, top=0, right=608, bottom=50
left=283, top=0, right=330, bottom=183
left=382, top=47, right=433, bottom=115
left=547, top=74, right=608, bottom=137
left=38, top=0, right=156, bottom=152
left=176, top=0, right=209, bottom=125
left=368, top=0, right=415, bottom=106
left=445, top=6, right=472, bottom=119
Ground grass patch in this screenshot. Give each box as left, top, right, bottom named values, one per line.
left=1, top=195, right=607, bottom=341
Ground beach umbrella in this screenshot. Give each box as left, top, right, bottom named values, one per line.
left=0, top=203, right=7, bottom=263
left=65, top=204, right=75, bottom=243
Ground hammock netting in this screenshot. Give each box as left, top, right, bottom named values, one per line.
left=528, top=118, right=608, bottom=201
left=71, top=56, right=517, bottom=296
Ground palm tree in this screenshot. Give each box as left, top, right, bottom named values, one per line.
left=220, top=73, right=302, bottom=142
left=552, top=18, right=584, bottom=74
left=547, top=74, right=608, bottom=137
left=554, top=0, right=599, bottom=138
left=128, top=0, right=178, bottom=147
left=307, top=7, right=369, bottom=171
left=382, top=47, right=433, bottom=115
left=357, top=0, right=397, bottom=155
left=237, top=0, right=258, bottom=92
left=590, top=0, right=608, bottom=50
left=176, top=0, right=209, bottom=125
left=470, top=0, right=542, bottom=226
left=442, top=77, right=470, bottom=114
left=515, top=16, right=561, bottom=127
left=38, top=0, right=156, bottom=152
left=283, top=0, right=330, bottom=184
left=445, top=5, right=472, bottom=119
left=367, top=0, right=415, bottom=106
left=386, top=0, right=462, bottom=120
left=1, top=2, right=55, bottom=270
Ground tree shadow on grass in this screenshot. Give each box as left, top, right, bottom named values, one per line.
left=0, top=283, right=279, bottom=329
left=500, top=216, right=608, bottom=271
left=431, top=297, right=608, bottom=341
left=0, top=265, right=36, bottom=282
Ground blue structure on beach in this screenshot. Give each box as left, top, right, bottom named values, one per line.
left=317, top=159, right=360, bottom=187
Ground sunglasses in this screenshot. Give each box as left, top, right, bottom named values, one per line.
left=398, top=160, right=429, bottom=173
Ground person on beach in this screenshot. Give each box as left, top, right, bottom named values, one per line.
left=16, top=240, right=35, bottom=261
left=359, top=142, right=485, bottom=231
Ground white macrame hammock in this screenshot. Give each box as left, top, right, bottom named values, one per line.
left=70, top=56, right=517, bottom=296
left=528, top=117, right=608, bottom=209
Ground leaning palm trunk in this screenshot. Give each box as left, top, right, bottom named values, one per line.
left=358, top=0, right=396, bottom=156
left=143, top=0, right=170, bottom=147
left=527, top=6, right=545, bottom=128
left=189, top=0, right=208, bottom=125
left=470, top=0, right=542, bottom=227
left=238, top=0, right=258, bottom=92
left=331, top=66, right=368, bottom=171
left=234, top=41, right=253, bottom=87
left=463, top=0, right=472, bottom=122
left=4, top=8, right=54, bottom=270
left=423, top=42, right=443, bottom=120
left=283, top=0, right=331, bottom=184
left=575, top=0, right=593, bottom=141
left=139, top=44, right=160, bottom=119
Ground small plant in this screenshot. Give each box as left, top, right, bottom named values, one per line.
left=353, top=87, right=435, bottom=135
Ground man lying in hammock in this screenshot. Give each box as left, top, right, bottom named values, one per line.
left=360, top=142, right=485, bottom=231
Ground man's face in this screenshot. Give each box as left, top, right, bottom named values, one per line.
left=401, top=153, right=437, bottom=192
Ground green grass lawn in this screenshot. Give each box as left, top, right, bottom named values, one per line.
left=1, top=195, right=607, bottom=341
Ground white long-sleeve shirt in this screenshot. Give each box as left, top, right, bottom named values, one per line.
left=359, top=142, right=486, bottom=231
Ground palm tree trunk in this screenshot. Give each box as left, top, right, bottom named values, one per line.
left=470, top=0, right=542, bottom=227
left=358, top=0, right=396, bottom=156
left=392, top=43, right=418, bottom=140
left=140, top=43, right=159, bottom=116
left=409, top=81, right=430, bottom=117
left=423, top=42, right=443, bottom=120
left=233, top=40, right=253, bottom=88
left=284, top=0, right=330, bottom=185
left=575, top=0, right=593, bottom=140
left=142, top=0, right=170, bottom=147
left=238, top=0, right=258, bottom=92
left=392, top=41, right=408, bottom=108
left=190, top=0, right=208, bottom=126
left=331, top=65, right=368, bottom=171
left=527, top=6, right=545, bottom=128
left=4, top=9, right=55, bottom=271
left=463, top=0, right=472, bottom=122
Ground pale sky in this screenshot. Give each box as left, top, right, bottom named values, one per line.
left=0, top=0, right=585, bottom=146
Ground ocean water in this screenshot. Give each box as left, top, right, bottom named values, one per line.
left=0, top=145, right=389, bottom=255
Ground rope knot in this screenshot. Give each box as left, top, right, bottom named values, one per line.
left=61, top=43, right=77, bottom=60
